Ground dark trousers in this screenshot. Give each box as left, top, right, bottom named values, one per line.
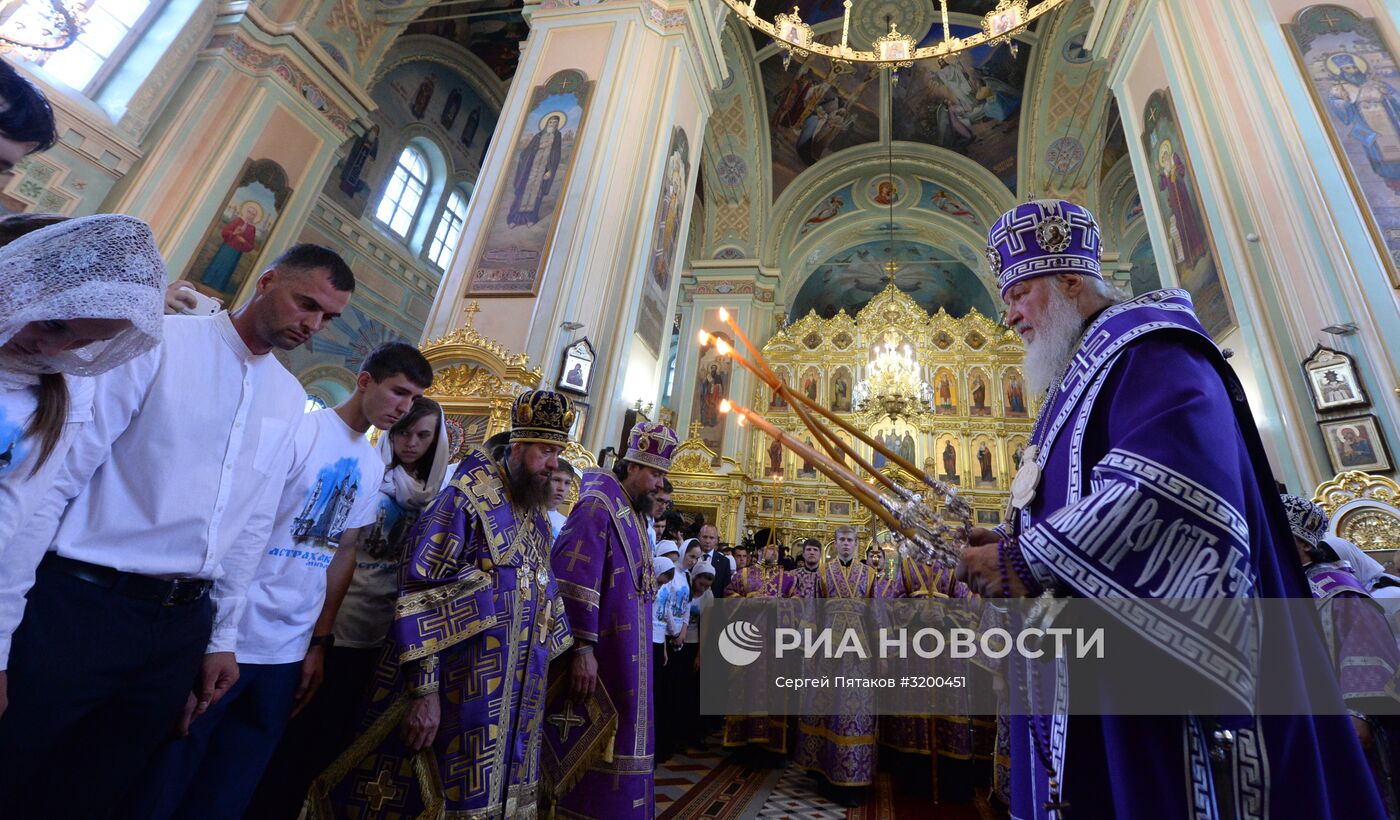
left=672, top=642, right=701, bottom=746
left=0, top=566, right=214, bottom=819
left=245, top=645, right=382, bottom=820
left=124, top=660, right=302, bottom=819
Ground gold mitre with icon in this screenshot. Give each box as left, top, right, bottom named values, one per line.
left=510, top=389, right=575, bottom=445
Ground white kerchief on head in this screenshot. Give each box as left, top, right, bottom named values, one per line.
left=1322, top=534, right=1389, bottom=590
left=0, top=213, right=167, bottom=386
left=377, top=408, right=452, bottom=510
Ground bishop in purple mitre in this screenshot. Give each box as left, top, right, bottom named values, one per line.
left=957, top=199, right=1385, bottom=818
left=307, top=390, right=575, bottom=819
left=549, top=421, right=679, bottom=820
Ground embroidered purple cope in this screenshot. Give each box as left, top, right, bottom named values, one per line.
left=549, top=467, right=657, bottom=820
left=307, top=446, right=572, bottom=820
left=1003, top=289, right=1385, bottom=819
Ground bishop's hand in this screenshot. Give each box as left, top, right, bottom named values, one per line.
left=401, top=693, right=441, bottom=751
left=955, top=542, right=1030, bottom=599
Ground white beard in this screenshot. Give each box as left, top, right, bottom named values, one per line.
left=1023, top=285, right=1085, bottom=398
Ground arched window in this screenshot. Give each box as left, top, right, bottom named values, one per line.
left=375, top=146, right=429, bottom=238
left=427, top=189, right=469, bottom=270
left=7, top=0, right=158, bottom=93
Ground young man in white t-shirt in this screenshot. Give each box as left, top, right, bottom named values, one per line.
left=127, top=342, right=433, bottom=818
left=546, top=459, right=577, bottom=541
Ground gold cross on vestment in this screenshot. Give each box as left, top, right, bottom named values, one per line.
left=561, top=541, right=593, bottom=572
left=464, top=467, right=506, bottom=507
left=599, top=611, right=632, bottom=639
left=365, top=769, right=402, bottom=811
left=547, top=703, right=586, bottom=743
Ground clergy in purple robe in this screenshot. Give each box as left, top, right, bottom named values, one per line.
left=958, top=200, right=1384, bottom=819
left=550, top=421, right=679, bottom=820
left=794, top=525, right=897, bottom=806
left=1285, top=494, right=1400, bottom=816
left=722, top=542, right=796, bottom=755
left=307, top=390, right=576, bottom=819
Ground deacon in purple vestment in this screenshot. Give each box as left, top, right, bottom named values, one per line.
left=879, top=556, right=993, bottom=804
left=308, top=390, right=576, bottom=820
left=1285, top=494, right=1400, bottom=816
left=794, top=526, right=897, bottom=803
left=550, top=422, right=679, bottom=820
left=958, top=200, right=1384, bottom=819
left=723, top=542, right=797, bottom=754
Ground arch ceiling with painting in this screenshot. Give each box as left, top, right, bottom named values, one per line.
left=696, top=0, right=1154, bottom=319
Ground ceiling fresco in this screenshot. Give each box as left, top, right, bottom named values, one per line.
left=789, top=239, right=997, bottom=319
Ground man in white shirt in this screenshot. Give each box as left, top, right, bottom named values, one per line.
left=0, top=244, right=354, bottom=816
left=127, top=342, right=433, bottom=818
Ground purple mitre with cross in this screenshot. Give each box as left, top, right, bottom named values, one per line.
left=985, top=199, right=1103, bottom=298
left=624, top=420, right=679, bottom=471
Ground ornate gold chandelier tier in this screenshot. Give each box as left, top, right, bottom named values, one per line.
left=724, top=0, right=1071, bottom=69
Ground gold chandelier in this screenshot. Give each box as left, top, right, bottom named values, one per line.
left=853, top=330, right=932, bottom=420
left=723, top=0, right=1071, bottom=69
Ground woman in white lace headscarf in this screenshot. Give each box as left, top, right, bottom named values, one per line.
left=0, top=213, right=166, bottom=550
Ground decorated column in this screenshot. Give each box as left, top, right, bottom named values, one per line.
left=672, top=262, right=780, bottom=463
left=422, top=0, right=725, bottom=453
left=1090, top=0, right=1400, bottom=488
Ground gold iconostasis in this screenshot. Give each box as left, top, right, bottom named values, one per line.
left=672, top=284, right=1035, bottom=550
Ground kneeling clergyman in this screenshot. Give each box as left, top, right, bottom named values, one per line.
left=308, top=390, right=576, bottom=819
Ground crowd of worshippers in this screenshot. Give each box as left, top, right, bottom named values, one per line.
left=9, top=55, right=1400, bottom=820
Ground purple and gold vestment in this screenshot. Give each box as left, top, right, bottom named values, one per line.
left=1306, top=562, right=1400, bottom=815
left=723, top=562, right=796, bottom=753
left=794, top=558, right=895, bottom=786
left=550, top=467, right=656, bottom=819
left=308, top=447, right=572, bottom=820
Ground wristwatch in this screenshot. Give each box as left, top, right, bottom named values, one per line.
left=309, top=634, right=335, bottom=649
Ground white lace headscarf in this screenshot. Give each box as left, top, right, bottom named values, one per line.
left=0, top=213, right=166, bottom=387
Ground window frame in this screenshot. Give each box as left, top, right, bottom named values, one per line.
left=425, top=186, right=470, bottom=271
left=374, top=145, right=431, bottom=241
left=14, top=0, right=165, bottom=96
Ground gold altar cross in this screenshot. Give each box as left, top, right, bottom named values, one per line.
left=561, top=542, right=593, bottom=572
left=547, top=703, right=586, bottom=743
left=365, top=769, right=402, bottom=811
left=464, top=301, right=481, bottom=326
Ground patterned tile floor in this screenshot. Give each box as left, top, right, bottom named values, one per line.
left=655, top=738, right=1001, bottom=819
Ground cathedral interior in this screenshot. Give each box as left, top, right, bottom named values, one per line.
left=3, top=0, right=1398, bottom=548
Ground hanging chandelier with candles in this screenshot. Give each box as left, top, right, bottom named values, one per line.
left=723, top=0, right=1072, bottom=69
left=852, top=329, right=933, bottom=420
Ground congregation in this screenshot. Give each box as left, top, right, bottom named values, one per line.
left=3, top=44, right=1400, bottom=820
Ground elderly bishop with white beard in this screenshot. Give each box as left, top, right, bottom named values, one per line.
left=954, top=199, right=1385, bottom=819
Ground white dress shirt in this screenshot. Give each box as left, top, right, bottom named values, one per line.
left=0, top=313, right=304, bottom=667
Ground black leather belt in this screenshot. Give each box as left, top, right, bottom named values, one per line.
left=40, top=553, right=212, bottom=607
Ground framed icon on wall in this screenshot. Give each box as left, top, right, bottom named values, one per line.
left=1319, top=415, right=1392, bottom=474
left=1301, top=345, right=1369, bottom=413
left=557, top=338, right=595, bottom=396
